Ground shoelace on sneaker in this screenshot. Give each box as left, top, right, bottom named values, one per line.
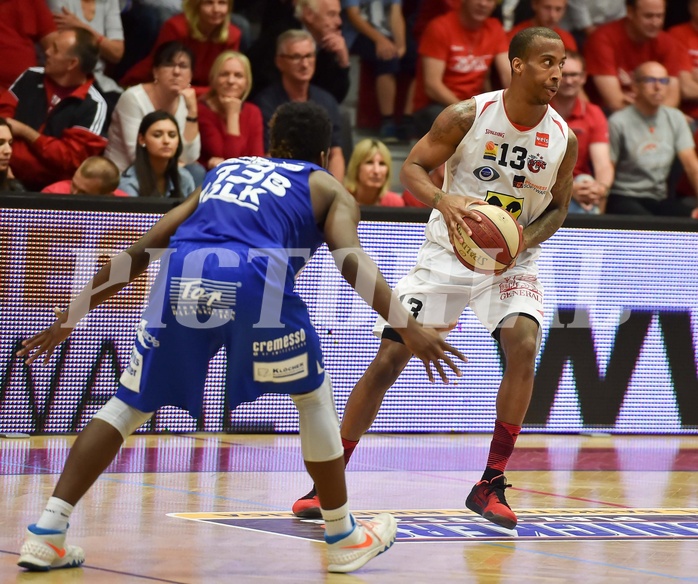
left=486, top=479, right=513, bottom=505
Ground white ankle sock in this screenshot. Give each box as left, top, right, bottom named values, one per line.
left=321, top=502, right=354, bottom=537
left=36, top=497, right=73, bottom=531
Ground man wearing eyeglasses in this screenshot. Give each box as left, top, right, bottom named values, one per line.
left=606, top=61, right=698, bottom=218
left=255, top=29, right=346, bottom=180
left=584, top=0, right=689, bottom=113
left=551, top=50, right=614, bottom=213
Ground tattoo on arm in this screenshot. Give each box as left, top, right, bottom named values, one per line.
left=433, top=191, right=443, bottom=207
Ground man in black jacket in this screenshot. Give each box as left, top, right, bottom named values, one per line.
left=247, top=0, right=350, bottom=103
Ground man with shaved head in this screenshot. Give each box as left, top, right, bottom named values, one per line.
left=606, top=61, right=698, bottom=217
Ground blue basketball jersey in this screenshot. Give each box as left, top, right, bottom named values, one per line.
left=171, top=156, right=326, bottom=276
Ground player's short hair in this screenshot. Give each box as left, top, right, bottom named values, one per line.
left=509, top=26, right=562, bottom=62
left=268, top=102, right=331, bottom=163
left=78, top=156, right=121, bottom=194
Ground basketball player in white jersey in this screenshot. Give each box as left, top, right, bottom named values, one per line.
left=293, top=27, right=578, bottom=531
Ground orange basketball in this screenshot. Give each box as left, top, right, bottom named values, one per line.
left=453, top=205, right=522, bottom=275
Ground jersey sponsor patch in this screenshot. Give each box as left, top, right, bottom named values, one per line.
left=535, top=132, right=549, bottom=148
left=473, top=166, right=500, bottom=182
left=527, top=153, right=547, bottom=173
left=169, top=509, right=698, bottom=542
left=253, top=353, right=308, bottom=383
left=485, top=191, right=524, bottom=219
left=483, top=141, right=498, bottom=160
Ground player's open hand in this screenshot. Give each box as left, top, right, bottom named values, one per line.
left=400, top=324, right=466, bottom=383
left=436, top=194, right=488, bottom=246
left=16, top=307, right=73, bottom=365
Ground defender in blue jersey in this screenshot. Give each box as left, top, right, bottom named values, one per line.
left=16, top=102, right=465, bottom=574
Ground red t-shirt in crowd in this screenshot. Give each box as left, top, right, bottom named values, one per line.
left=412, top=0, right=459, bottom=41
left=42, top=180, right=130, bottom=197
left=401, top=190, right=428, bottom=207
left=121, top=14, right=241, bottom=95
left=584, top=18, right=690, bottom=107
left=198, top=99, right=265, bottom=166
left=668, top=22, right=698, bottom=119
left=0, top=0, right=56, bottom=89
left=556, top=97, right=608, bottom=177
left=508, top=21, right=578, bottom=52
left=377, top=191, right=405, bottom=207
left=413, top=12, right=509, bottom=111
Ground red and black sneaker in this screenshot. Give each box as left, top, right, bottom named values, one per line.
left=465, top=475, right=517, bottom=529
left=292, top=486, right=321, bottom=519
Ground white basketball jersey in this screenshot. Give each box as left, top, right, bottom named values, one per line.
left=426, top=90, right=569, bottom=263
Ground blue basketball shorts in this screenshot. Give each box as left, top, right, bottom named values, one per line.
left=115, top=242, right=326, bottom=416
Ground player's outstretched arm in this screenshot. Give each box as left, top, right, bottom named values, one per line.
left=18, top=189, right=202, bottom=365
left=314, top=172, right=466, bottom=382
left=400, top=100, right=487, bottom=244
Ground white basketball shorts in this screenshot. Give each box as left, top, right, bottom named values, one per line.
left=374, top=239, right=545, bottom=339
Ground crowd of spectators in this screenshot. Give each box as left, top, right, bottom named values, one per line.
left=0, top=0, right=695, bottom=218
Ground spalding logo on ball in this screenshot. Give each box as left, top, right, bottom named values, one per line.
left=453, top=204, right=523, bottom=275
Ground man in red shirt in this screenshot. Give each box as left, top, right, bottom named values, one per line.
left=668, top=0, right=698, bottom=121
left=0, top=0, right=56, bottom=90
left=584, top=0, right=689, bottom=112
left=508, top=0, right=577, bottom=52
left=412, top=0, right=510, bottom=137
left=42, top=156, right=129, bottom=197
left=0, top=28, right=108, bottom=192
left=551, top=50, right=614, bottom=213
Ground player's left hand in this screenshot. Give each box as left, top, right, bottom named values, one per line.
left=436, top=194, right=488, bottom=246
left=400, top=323, right=467, bottom=383
left=16, top=307, right=74, bottom=365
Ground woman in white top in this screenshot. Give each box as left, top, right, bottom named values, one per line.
left=105, top=41, right=202, bottom=182
left=47, top=0, right=125, bottom=97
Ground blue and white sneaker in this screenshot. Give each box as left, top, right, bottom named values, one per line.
left=326, top=513, right=397, bottom=573
left=17, top=524, right=85, bottom=571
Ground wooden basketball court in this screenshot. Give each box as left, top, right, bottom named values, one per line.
left=2, top=432, right=698, bottom=583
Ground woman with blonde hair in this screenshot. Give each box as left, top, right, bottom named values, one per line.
left=198, top=51, right=264, bottom=169
left=344, top=139, right=404, bottom=206
left=121, top=0, right=241, bottom=95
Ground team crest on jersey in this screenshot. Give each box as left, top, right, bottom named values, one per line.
left=513, top=174, right=548, bottom=196
left=485, top=191, right=523, bottom=219
left=473, top=166, right=500, bottom=182
left=483, top=141, right=498, bottom=160
left=527, top=154, right=547, bottom=173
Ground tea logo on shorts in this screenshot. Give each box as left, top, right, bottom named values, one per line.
left=473, top=166, right=500, bottom=182
left=171, top=277, right=239, bottom=320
